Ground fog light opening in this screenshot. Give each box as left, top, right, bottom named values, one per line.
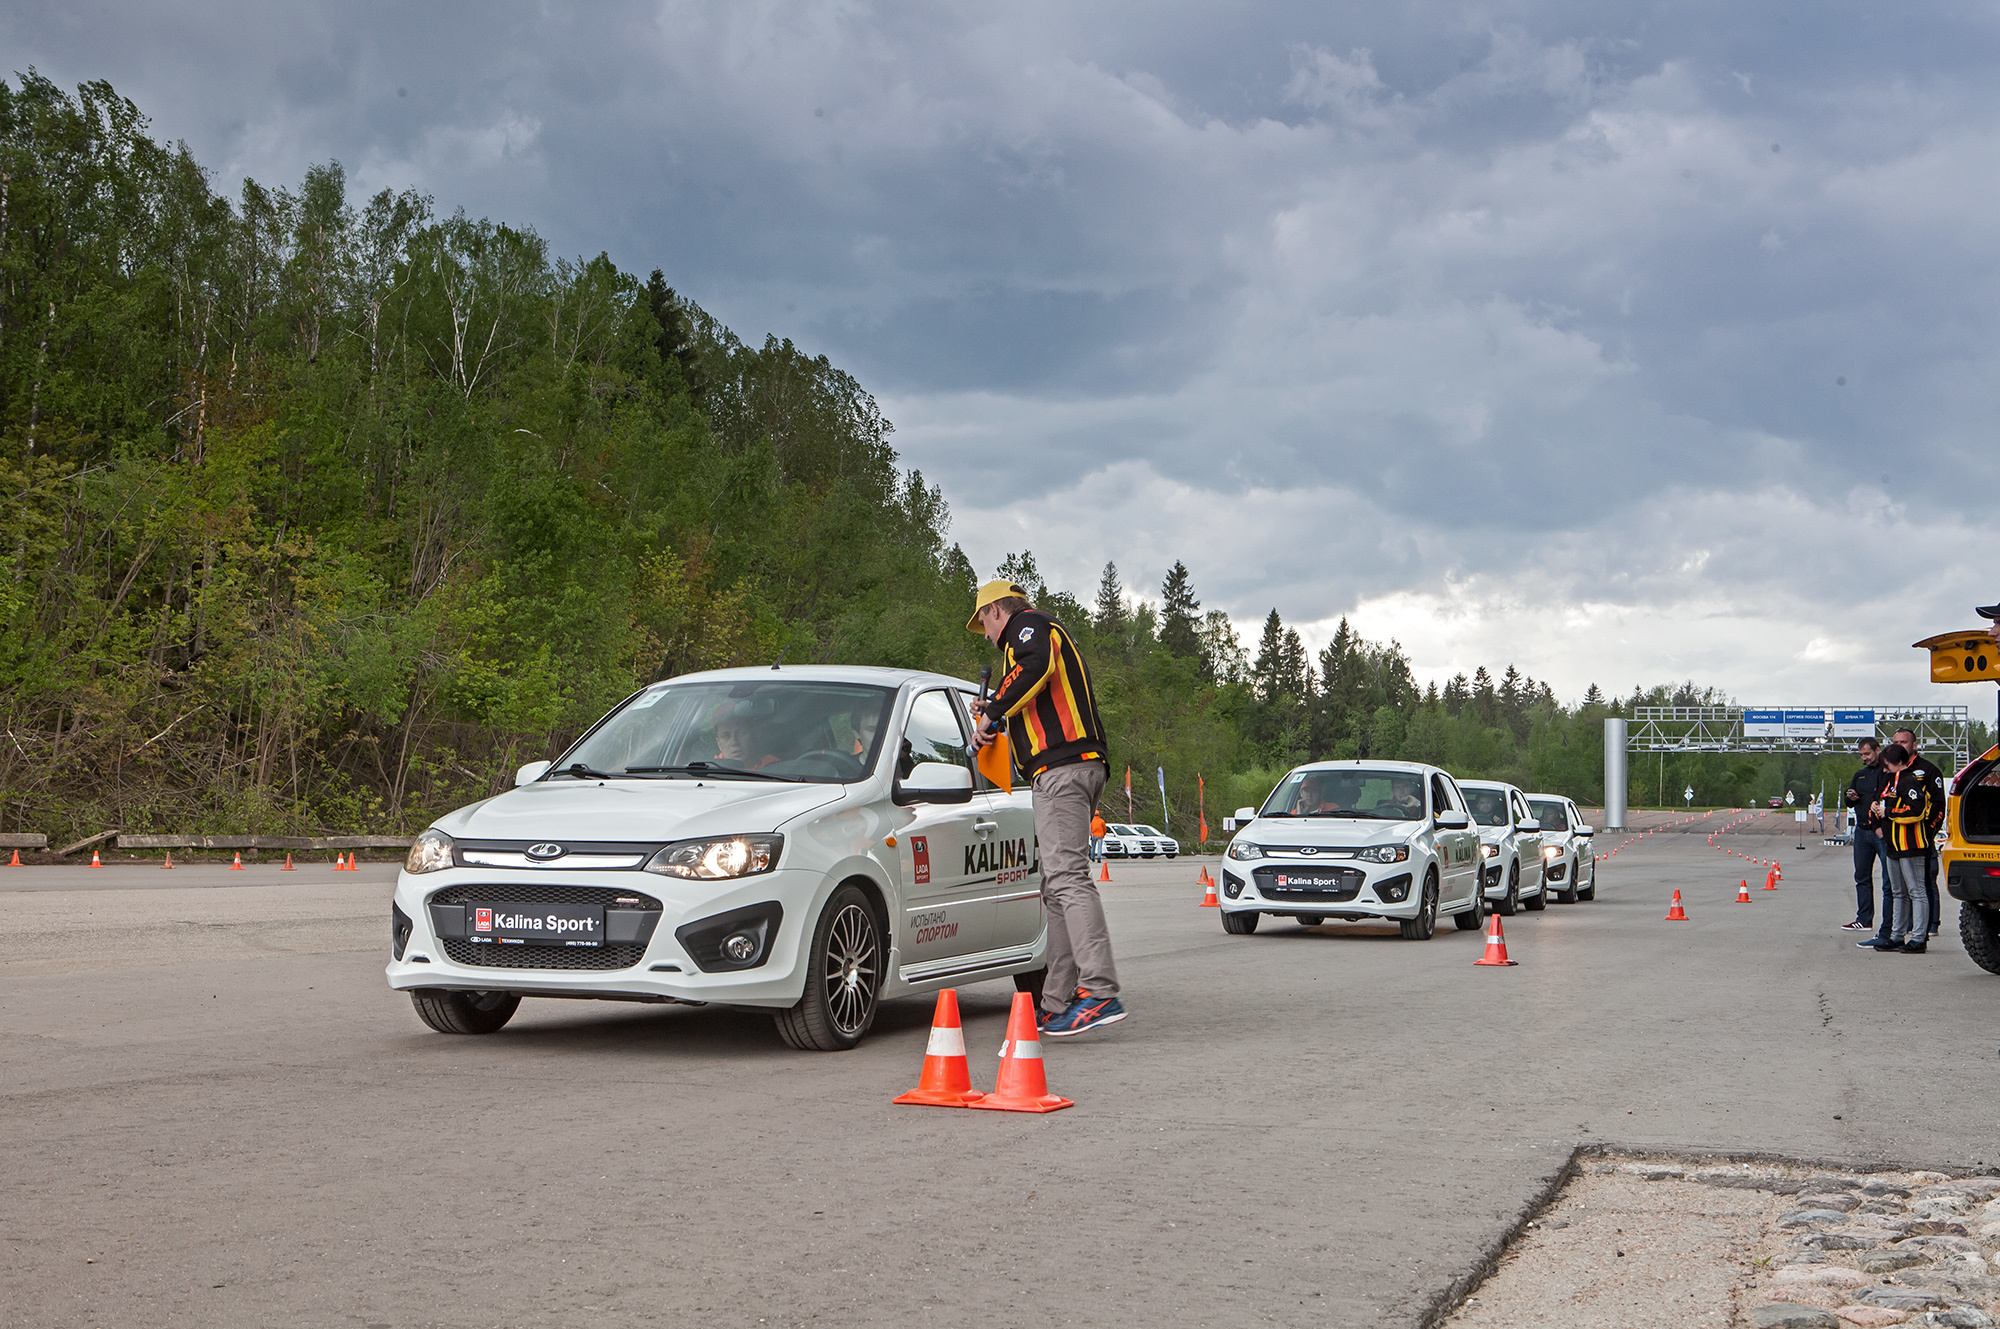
left=721, top=931, right=758, bottom=963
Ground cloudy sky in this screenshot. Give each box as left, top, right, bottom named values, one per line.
left=10, top=1, right=1999, bottom=710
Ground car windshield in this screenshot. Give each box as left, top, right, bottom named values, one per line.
left=1135, top=825, right=1163, bottom=836
left=1528, top=799, right=1570, bottom=832
left=557, top=680, right=897, bottom=783
left=1462, top=788, right=1513, bottom=827
left=1263, top=768, right=1427, bottom=819
left=1111, top=824, right=1137, bottom=835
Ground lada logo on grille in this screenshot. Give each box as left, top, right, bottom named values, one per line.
left=1298, top=847, right=1318, bottom=856
left=525, top=842, right=566, bottom=860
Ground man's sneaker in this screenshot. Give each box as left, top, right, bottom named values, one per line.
left=1043, top=994, right=1127, bottom=1038
left=1874, top=938, right=1906, bottom=952
left=1899, top=941, right=1928, bottom=954
left=1036, top=1008, right=1058, bottom=1030
left=1839, top=920, right=1871, bottom=931
left=1857, top=936, right=1894, bottom=948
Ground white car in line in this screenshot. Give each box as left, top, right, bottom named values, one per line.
left=1456, top=779, right=1547, bottom=916
left=1525, top=793, right=1598, bottom=902
left=1103, top=823, right=1179, bottom=859
left=385, top=666, right=1047, bottom=1051
left=1219, top=760, right=1485, bottom=939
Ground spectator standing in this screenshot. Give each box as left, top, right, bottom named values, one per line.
left=967, top=580, right=1126, bottom=1037
left=1892, top=726, right=1947, bottom=938
left=1868, top=743, right=1937, bottom=953
left=1845, top=737, right=1890, bottom=938
left=1090, top=810, right=1108, bottom=863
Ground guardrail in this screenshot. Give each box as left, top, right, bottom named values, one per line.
left=1, top=831, right=415, bottom=857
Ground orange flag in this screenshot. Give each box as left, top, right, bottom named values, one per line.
left=976, top=733, right=1013, bottom=793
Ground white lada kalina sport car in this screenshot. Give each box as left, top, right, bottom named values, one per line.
left=1526, top=793, right=1597, bottom=903
left=386, top=667, right=1047, bottom=1051
left=1219, top=761, right=1485, bottom=939
left=1456, top=779, right=1547, bottom=916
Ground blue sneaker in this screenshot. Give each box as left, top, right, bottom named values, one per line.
left=1043, top=994, right=1126, bottom=1038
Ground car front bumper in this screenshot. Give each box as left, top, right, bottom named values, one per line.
left=1218, top=861, right=1425, bottom=920
left=384, top=865, right=831, bottom=1008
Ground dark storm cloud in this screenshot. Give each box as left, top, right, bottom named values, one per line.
left=7, top=0, right=1998, bottom=698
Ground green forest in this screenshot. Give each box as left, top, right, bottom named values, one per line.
left=0, top=75, right=1980, bottom=846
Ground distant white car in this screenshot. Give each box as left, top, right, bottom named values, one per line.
left=1456, top=779, right=1547, bottom=916
left=1219, top=760, right=1485, bottom=939
left=1524, top=793, right=1597, bottom=902
left=1103, top=823, right=1179, bottom=859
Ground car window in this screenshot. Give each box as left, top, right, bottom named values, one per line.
left=1111, top=824, right=1137, bottom=835
left=1464, top=787, right=1511, bottom=827
left=1528, top=799, right=1569, bottom=832
left=954, top=690, right=1005, bottom=790
left=1136, top=825, right=1163, bottom=836
left=1511, top=793, right=1530, bottom=825
left=1430, top=774, right=1457, bottom=818
left=560, top=680, right=894, bottom=783
left=899, top=690, right=971, bottom=780
left=1264, top=768, right=1426, bottom=819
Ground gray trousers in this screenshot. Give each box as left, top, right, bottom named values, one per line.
left=1885, top=854, right=1930, bottom=943
left=1033, top=760, right=1118, bottom=1010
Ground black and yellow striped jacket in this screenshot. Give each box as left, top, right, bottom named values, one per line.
left=985, top=609, right=1108, bottom=780
left=1882, top=767, right=1937, bottom=857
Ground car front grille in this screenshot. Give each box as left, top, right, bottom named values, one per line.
left=1253, top=865, right=1364, bottom=902
left=430, top=883, right=661, bottom=971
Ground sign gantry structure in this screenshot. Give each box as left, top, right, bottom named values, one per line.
left=1601, top=706, right=1973, bottom=830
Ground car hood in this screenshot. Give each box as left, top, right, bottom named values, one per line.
left=1243, top=817, right=1421, bottom=846
left=435, top=778, right=850, bottom=843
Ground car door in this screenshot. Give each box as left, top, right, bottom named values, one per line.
left=892, top=689, right=995, bottom=967
left=1511, top=790, right=1543, bottom=891
left=1432, top=774, right=1480, bottom=904
left=1568, top=799, right=1595, bottom=884
left=956, top=689, right=1043, bottom=950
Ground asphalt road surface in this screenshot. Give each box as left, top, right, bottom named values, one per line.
left=5, top=815, right=1996, bottom=1328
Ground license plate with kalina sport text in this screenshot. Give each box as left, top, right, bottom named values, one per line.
left=468, top=903, right=605, bottom=947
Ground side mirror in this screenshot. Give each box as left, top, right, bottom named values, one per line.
left=1516, top=819, right=1542, bottom=834
left=1435, top=810, right=1471, bottom=830
left=1234, top=806, right=1258, bottom=822
left=894, top=762, right=975, bottom=805
left=515, top=760, right=552, bottom=787
left=1575, top=825, right=1595, bottom=836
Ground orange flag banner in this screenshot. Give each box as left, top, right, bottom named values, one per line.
left=976, top=734, right=1013, bottom=793
left=1198, top=772, right=1208, bottom=843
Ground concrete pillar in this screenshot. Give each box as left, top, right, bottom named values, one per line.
left=1603, top=717, right=1628, bottom=830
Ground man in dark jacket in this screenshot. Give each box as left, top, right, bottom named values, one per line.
left=1892, top=726, right=1946, bottom=938
left=1845, top=737, right=1888, bottom=938
left=967, top=579, right=1126, bottom=1038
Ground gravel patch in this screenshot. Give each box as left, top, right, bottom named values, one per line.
left=1441, top=1157, right=2000, bottom=1329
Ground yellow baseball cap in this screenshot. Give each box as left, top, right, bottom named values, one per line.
left=966, top=579, right=1029, bottom=632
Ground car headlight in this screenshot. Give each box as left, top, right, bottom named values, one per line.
left=405, top=829, right=455, bottom=874
left=1481, top=843, right=1500, bottom=858
left=1226, top=840, right=1264, bottom=861
left=1543, top=844, right=1562, bottom=857
left=1358, top=844, right=1410, bottom=864
left=644, top=834, right=783, bottom=880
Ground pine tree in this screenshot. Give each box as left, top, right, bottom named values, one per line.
left=1583, top=683, right=1604, bottom=707
left=995, top=551, right=1045, bottom=602
left=1280, top=628, right=1311, bottom=698
left=1471, top=667, right=1497, bottom=726
left=1093, top=561, right=1126, bottom=634
left=1424, top=680, right=1441, bottom=709
left=1498, top=664, right=1527, bottom=739
left=1443, top=673, right=1469, bottom=717
left=1253, top=609, right=1286, bottom=704
left=1158, top=560, right=1202, bottom=659
left=1198, top=610, right=1247, bottom=683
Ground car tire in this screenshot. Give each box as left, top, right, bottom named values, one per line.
left=1453, top=883, right=1485, bottom=931
left=774, top=885, right=882, bottom=1052
left=1576, top=864, right=1596, bottom=901
left=1497, top=860, right=1521, bottom=916
left=1400, top=872, right=1439, bottom=940
left=1221, top=909, right=1260, bottom=935
left=1296, top=914, right=1324, bottom=926
left=410, top=988, right=520, bottom=1035
left=1554, top=859, right=1579, bottom=903
left=1522, top=879, right=1547, bottom=911
left=1961, top=903, right=2000, bottom=975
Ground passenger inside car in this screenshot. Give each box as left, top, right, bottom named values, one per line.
left=1466, top=790, right=1511, bottom=826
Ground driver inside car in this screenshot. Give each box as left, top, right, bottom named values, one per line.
left=713, top=710, right=781, bottom=770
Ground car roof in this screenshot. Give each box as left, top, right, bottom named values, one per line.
left=1523, top=792, right=1571, bottom=805
left=647, top=664, right=979, bottom=692
left=1288, top=759, right=1441, bottom=775
left=1456, top=779, right=1521, bottom=793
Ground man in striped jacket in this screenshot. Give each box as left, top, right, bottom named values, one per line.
left=968, top=580, right=1127, bottom=1037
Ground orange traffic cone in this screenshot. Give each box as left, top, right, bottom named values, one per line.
left=5, top=849, right=18, bottom=867
left=1735, top=880, right=1751, bottom=903
left=88, top=849, right=104, bottom=868
left=969, top=992, right=1073, bottom=1113
left=1474, top=912, right=1518, bottom=966
left=893, top=989, right=984, bottom=1108
left=1762, top=867, right=1777, bottom=890
left=230, top=852, right=245, bottom=871
left=1200, top=877, right=1220, bottom=907
left=345, top=853, right=360, bottom=871
left=334, top=852, right=346, bottom=872
left=1665, top=889, right=1688, bottom=921
left=282, top=853, right=295, bottom=871
left=161, top=852, right=174, bottom=870
left=1097, top=860, right=1111, bottom=883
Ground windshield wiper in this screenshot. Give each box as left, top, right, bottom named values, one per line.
left=1301, top=809, right=1388, bottom=818
left=555, top=762, right=622, bottom=779
left=623, top=762, right=799, bottom=782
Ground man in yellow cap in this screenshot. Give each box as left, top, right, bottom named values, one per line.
left=967, top=579, right=1124, bottom=1036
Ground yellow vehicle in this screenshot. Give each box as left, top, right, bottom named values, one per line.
left=1944, top=742, right=2000, bottom=972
